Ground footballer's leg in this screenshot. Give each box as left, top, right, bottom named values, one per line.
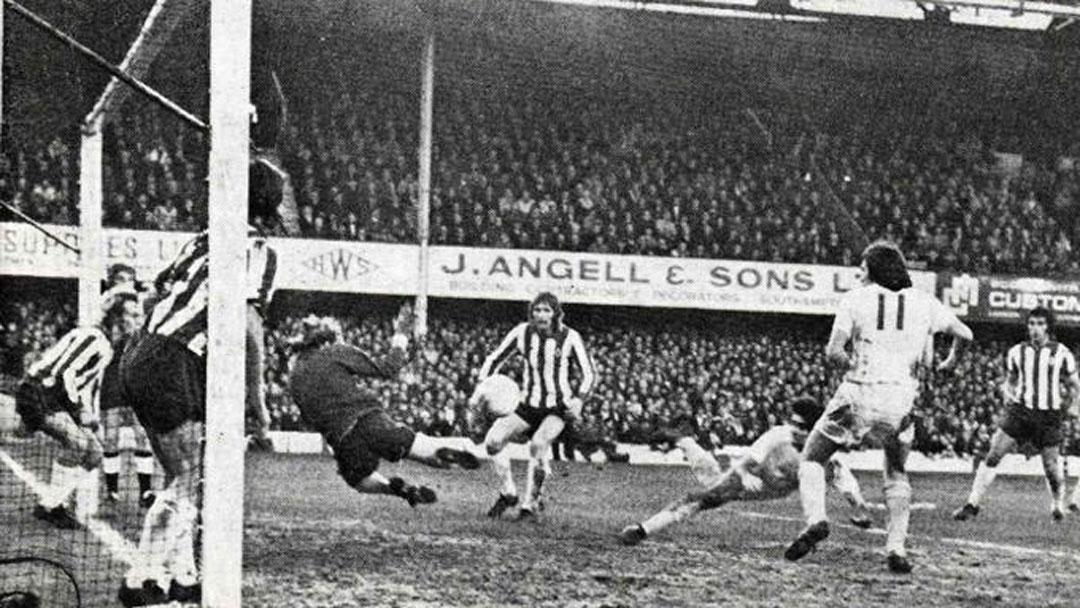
left=35, top=413, right=103, bottom=529
left=785, top=426, right=843, bottom=561
left=1040, top=445, right=1066, bottom=520
left=122, top=420, right=202, bottom=606
left=620, top=468, right=744, bottom=545
left=482, top=413, right=530, bottom=518
left=882, top=430, right=913, bottom=573
left=827, top=459, right=873, bottom=529
left=955, top=428, right=1016, bottom=520
left=333, top=415, right=439, bottom=507
left=101, top=408, right=123, bottom=503
left=132, top=421, right=157, bottom=509
left=519, top=415, right=565, bottom=520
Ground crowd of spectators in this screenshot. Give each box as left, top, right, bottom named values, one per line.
left=4, top=82, right=1078, bottom=276
left=1, top=287, right=1077, bottom=458
left=0, top=292, right=76, bottom=391
left=261, top=307, right=1080, bottom=459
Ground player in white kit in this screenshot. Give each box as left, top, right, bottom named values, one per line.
left=619, top=396, right=874, bottom=546
left=784, top=241, right=972, bottom=573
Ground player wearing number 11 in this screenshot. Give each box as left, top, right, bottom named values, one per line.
left=785, top=241, right=973, bottom=573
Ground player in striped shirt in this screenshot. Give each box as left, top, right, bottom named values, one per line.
left=473, top=292, right=596, bottom=521
left=954, top=307, right=1080, bottom=522
left=118, top=156, right=294, bottom=606
left=14, top=292, right=141, bottom=529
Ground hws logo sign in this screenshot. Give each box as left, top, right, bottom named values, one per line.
left=303, top=248, right=379, bottom=281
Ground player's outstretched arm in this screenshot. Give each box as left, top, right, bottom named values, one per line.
left=476, top=323, right=526, bottom=383
left=934, top=304, right=972, bottom=372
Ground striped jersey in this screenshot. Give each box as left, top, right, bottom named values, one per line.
left=479, top=322, right=596, bottom=410
left=147, top=231, right=209, bottom=356
left=26, top=326, right=113, bottom=418
left=146, top=227, right=275, bottom=357
left=1006, top=341, right=1077, bottom=411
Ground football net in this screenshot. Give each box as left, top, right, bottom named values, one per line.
left=0, top=0, right=205, bottom=605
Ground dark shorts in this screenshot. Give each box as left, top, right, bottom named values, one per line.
left=15, top=380, right=74, bottom=432
left=99, top=356, right=127, bottom=412
left=1001, top=404, right=1063, bottom=449
left=514, top=404, right=568, bottom=438
left=332, top=409, right=416, bottom=486
left=121, top=332, right=206, bottom=435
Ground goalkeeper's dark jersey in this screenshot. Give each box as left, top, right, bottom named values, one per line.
left=289, top=343, right=407, bottom=445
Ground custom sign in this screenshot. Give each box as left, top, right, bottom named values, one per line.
left=940, top=272, right=1080, bottom=327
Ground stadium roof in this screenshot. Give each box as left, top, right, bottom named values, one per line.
left=532, top=0, right=1080, bottom=31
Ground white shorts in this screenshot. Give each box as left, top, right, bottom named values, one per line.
left=816, top=381, right=917, bottom=448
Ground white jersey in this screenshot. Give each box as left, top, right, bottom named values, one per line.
left=833, top=284, right=958, bottom=386
left=738, top=424, right=854, bottom=498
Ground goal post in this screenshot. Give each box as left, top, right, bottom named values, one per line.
left=75, top=120, right=104, bottom=520
left=203, top=0, right=251, bottom=605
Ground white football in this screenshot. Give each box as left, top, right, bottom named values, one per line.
left=474, top=375, right=520, bottom=417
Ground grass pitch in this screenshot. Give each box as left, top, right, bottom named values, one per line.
left=244, top=451, right=1080, bottom=608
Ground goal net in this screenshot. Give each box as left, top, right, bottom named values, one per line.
left=1, top=0, right=205, bottom=604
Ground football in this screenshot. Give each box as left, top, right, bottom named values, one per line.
left=473, top=374, right=521, bottom=417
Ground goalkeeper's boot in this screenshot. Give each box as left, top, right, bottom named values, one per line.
left=952, top=503, right=980, bottom=521
left=168, top=580, right=201, bottom=604
left=487, top=493, right=518, bottom=518
left=886, top=552, right=913, bottom=574
left=619, top=524, right=647, bottom=546
left=784, top=521, right=830, bottom=562
left=388, top=477, right=437, bottom=507
left=118, top=580, right=168, bottom=607
left=33, top=504, right=81, bottom=530
left=849, top=513, right=873, bottom=530
left=435, top=447, right=481, bottom=470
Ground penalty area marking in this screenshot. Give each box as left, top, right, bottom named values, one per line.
left=730, top=507, right=1080, bottom=563
left=0, top=446, right=139, bottom=567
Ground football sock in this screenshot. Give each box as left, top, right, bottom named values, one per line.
left=884, top=477, right=911, bottom=556
left=41, top=461, right=90, bottom=509
left=521, top=458, right=539, bottom=510
left=103, top=452, right=121, bottom=494
left=166, top=498, right=199, bottom=587
left=1045, top=458, right=1065, bottom=512
left=128, top=489, right=174, bottom=587
left=353, top=471, right=391, bottom=494
left=832, top=463, right=868, bottom=509
left=1070, top=476, right=1080, bottom=506
left=407, top=433, right=442, bottom=460
left=641, top=499, right=701, bottom=537
left=676, top=437, right=722, bottom=488
left=798, top=460, right=828, bottom=525
left=491, top=449, right=516, bottom=497
left=136, top=450, right=155, bottom=497
left=967, top=462, right=998, bottom=507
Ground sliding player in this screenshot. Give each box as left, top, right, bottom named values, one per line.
left=14, top=291, right=140, bottom=529
left=475, top=292, right=596, bottom=521
left=785, top=241, right=972, bottom=574
left=954, top=307, right=1079, bottom=522
left=620, top=396, right=873, bottom=545
left=288, top=305, right=480, bottom=505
